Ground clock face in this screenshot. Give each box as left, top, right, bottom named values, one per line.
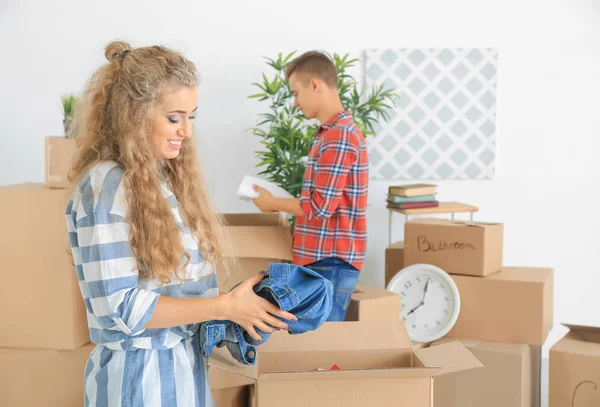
left=386, top=264, right=461, bottom=343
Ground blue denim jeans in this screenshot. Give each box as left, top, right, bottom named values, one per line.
left=305, top=257, right=360, bottom=322
left=200, top=262, right=333, bottom=365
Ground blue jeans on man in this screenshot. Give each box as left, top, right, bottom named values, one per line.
left=305, top=257, right=360, bottom=322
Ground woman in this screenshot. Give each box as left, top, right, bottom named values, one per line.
left=66, top=40, right=296, bottom=407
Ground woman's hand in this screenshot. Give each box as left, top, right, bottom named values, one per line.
left=221, top=271, right=297, bottom=341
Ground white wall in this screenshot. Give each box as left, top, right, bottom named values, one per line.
left=1, top=0, right=599, bottom=352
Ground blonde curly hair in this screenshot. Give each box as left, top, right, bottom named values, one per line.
left=69, top=40, right=231, bottom=284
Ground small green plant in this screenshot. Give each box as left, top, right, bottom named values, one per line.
left=61, top=93, right=78, bottom=137
left=249, top=51, right=397, bottom=199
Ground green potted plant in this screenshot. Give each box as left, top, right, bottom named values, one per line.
left=61, top=93, right=78, bottom=137
left=248, top=51, right=397, bottom=199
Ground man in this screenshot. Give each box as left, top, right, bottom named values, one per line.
left=252, top=51, right=368, bottom=321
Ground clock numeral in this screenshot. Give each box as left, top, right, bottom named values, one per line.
left=400, top=291, right=405, bottom=298
left=436, top=320, right=441, bottom=326
left=444, top=297, right=450, bottom=302
left=411, top=324, right=417, bottom=329
left=401, top=303, right=406, bottom=310
left=404, top=281, right=412, bottom=289
left=443, top=309, right=449, bottom=314
left=440, top=283, right=444, bottom=288
left=416, top=277, right=421, bottom=282
left=424, top=324, right=429, bottom=329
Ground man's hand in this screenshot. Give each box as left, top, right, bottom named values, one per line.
left=252, top=185, right=305, bottom=217
left=252, top=185, right=275, bottom=212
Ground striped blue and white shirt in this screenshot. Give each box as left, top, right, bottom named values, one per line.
left=67, top=161, right=218, bottom=407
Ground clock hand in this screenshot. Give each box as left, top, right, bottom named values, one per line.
left=421, top=278, right=432, bottom=303
left=406, top=300, right=423, bottom=316
left=407, top=278, right=434, bottom=317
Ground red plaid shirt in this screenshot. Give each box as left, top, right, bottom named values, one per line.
left=293, top=111, right=369, bottom=271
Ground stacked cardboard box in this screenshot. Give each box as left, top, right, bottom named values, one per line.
left=344, top=283, right=401, bottom=322
left=0, top=184, right=92, bottom=406
left=392, top=218, right=554, bottom=407
left=549, top=324, right=600, bottom=406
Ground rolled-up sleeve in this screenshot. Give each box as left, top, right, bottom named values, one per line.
left=300, top=129, right=359, bottom=220
left=75, top=212, right=159, bottom=336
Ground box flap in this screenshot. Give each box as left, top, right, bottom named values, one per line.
left=432, top=338, right=482, bottom=350
left=259, top=321, right=412, bottom=353
left=432, top=338, right=529, bottom=356
left=210, top=362, right=256, bottom=390
left=259, top=366, right=442, bottom=382
left=223, top=213, right=293, bottom=260
left=208, top=347, right=258, bottom=382
left=414, top=341, right=482, bottom=376
left=563, top=323, right=600, bottom=343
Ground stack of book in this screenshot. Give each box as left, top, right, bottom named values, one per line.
left=387, top=183, right=439, bottom=210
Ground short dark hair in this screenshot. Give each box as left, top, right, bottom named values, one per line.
left=285, top=51, right=338, bottom=88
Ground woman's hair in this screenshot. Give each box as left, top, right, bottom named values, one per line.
left=68, top=40, right=231, bottom=284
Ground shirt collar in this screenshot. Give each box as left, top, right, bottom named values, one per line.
left=319, top=110, right=353, bottom=131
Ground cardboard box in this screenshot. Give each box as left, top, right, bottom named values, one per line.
left=209, top=320, right=482, bottom=407
left=220, top=213, right=293, bottom=292
left=45, top=136, right=77, bottom=189
left=0, top=343, right=93, bottom=406
left=0, top=184, right=89, bottom=349
left=210, top=363, right=253, bottom=407
left=404, top=219, right=503, bottom=276
left=432, top=338, right=541, bottom=407
left=447, top=267, right=553, bottom=345
left=344, top=284, right=400, bottom=321
left=385, top=240, right=405, bottom=287
left=412, top=341, right=430, bottom=350
left=549, top=324, right=600, bottom=407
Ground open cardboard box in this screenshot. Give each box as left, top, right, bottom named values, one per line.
left=549, top=323, right=600, bottom=407
left=219, top=213, right=293, bottom=292
left=209, top=320, right=482, bottom=407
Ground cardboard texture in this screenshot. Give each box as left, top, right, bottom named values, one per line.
left=45, top=136, right=77, bottom=189
left=209, top=321, right=482, bottom=407
left=219, top=213, right=293, bottom=292
left=0, top=184, right=89, bottom=349
left=0, top=343, right=93, bottom=406
left=385, top=240, right=405, bottom=287
left=432, top=338, right=541, bottom=407
left=550, top=324, right=600, bottom=407
left=344, top=284, right=400, bottom=322
left=404, top=218, right=503, bottom=276
left=447, top=266, right=554, bottom=345
left=212, top=386, right=249, bottom=407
